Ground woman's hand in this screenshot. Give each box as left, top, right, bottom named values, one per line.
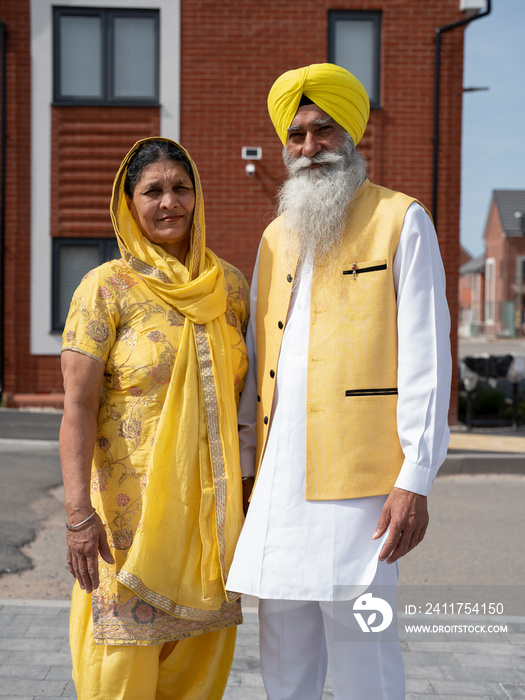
left=66, top=512, right=114, bottom=593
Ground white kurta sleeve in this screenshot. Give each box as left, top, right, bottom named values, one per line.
left=393, top=202, right=452, bottom=496
left=237, top=252, right=260, bottom=479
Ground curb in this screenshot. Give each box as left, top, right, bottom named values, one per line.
left=441, top=452, right=525, bottom=475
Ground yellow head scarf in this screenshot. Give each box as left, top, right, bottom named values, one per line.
left=112, top=138, right=244, bottom=618
left=267, top=63, right=370, bottom=146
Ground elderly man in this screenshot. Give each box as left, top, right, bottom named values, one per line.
left=227, top=64, right=451, bottom=700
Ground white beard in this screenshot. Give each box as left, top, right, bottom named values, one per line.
left=278, top=137, right=367, bottom=266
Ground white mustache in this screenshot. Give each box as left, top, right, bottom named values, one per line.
left=289, top=151, right=346, bottom=176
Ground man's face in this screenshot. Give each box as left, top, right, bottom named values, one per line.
left=285, top=104, right=347, bottom=167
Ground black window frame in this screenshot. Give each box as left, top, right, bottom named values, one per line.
left=53, top=6, right=160, bottom=106
left=327, top=10, right=382, bottom=110
left=52, top=238, right=121, bottom=332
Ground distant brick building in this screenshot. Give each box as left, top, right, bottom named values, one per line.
left=483, top=190, right=525, bottom=337
left=1, top=0, right=471, bottom=420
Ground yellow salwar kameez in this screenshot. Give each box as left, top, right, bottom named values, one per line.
left=62, top=138, right=249, bottom=699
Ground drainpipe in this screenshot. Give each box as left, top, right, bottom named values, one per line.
left=0, top=21, right=6, bottom=403
left=432, top=0, right=492, bottom=227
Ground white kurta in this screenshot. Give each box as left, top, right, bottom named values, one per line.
left=227, top=202, right=451, bottom=601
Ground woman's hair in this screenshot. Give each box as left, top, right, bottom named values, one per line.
left=124, top=140, right=195, bottom=197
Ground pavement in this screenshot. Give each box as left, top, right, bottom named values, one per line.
left=0, top=408, right=524, bottom=699
left=1, top=598, right=524, bottom=700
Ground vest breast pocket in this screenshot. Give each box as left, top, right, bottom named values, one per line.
left=341, top=258, right=390, bottom=322
left=342, top=258, right=388, bottom=279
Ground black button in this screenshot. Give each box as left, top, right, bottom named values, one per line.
left=264, top=416, right=269, bottom=425
left=278, top=321, right=284, bottom=329
left=287, top=274, right=293, bottom=283
left=257, top=395, right=261, bottom=402
left=270, top=370, right=275, bottom=378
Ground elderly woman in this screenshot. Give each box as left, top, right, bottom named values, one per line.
left=59, top=137, right=250, bottom=699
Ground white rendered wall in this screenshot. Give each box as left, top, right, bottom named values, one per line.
left=30, top=0, right=180, bottom=354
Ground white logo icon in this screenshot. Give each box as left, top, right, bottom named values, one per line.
left=353, top=593, right=393, bottom=633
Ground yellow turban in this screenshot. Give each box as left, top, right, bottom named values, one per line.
left=267, top=63, right=370, bottom=146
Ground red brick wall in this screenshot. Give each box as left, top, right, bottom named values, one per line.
left=3, top=0, right=465, bottom=422
left=1, top=2, right=33, bottom=397
left=180, top=0, right=464, bottom=421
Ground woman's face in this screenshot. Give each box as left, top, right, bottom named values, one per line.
left=129, top=158, right=195, bottom=259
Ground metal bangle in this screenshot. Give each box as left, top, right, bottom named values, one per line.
left=241, top=475, right=255, bottom=481
left=66, top=509, right=96, bottom=531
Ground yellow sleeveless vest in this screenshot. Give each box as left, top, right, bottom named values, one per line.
left=256, top=180, right=424, bottom=499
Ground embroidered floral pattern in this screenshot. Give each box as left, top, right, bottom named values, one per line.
left=131, top=600, right=157, bottom=625
left=86, top=320, right=110, bottom=343
left=112, top=528, right=134, bottom=550
left=225, top=307, right=239, bottom=330
left=92, top=471, right=109, bottom=493
left=119, top=418, right=142, bottom=441
left=167, top=309, right=185, bottom=326
left=108, top=272, right=138, bottom=291
left=98, top=286, right=112, bottom=299
left=92, top=593, right=242, bottom=644
left=151, top=363, right=172, bottom=385
left=98, top=437, right=111, bottom=450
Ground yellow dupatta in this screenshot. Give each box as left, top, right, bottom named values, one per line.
left=112, top=138, right=244, bottom=618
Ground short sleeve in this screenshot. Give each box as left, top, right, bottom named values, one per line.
left=62, top=261, right=123, bottom=364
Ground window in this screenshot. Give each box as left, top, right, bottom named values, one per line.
left=328, top=11, right=381, bottom=109
left=53, top=7, right=159, bottom=105
left=52, top=239, right=120, bottom=331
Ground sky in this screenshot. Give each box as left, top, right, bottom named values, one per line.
left=460, top=0, right=525, bottom=257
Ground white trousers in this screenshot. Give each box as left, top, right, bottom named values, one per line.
left=258, top=560, right=404, bottom=700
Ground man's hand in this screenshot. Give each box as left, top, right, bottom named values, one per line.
left=373, top=487, right=429, bottom=564
left=66, top=513, right=114, bottom=594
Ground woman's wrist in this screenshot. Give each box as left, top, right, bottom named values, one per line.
left=66, top=509, right=97, bottom=531
left=64, top=497, right=94, bottom=521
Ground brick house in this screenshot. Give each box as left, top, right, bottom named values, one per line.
left=1, top=0, right=476, bottom=419
left=459, top=251, right=485, bottom=337
left=483, top=190, right=525, bottom=337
